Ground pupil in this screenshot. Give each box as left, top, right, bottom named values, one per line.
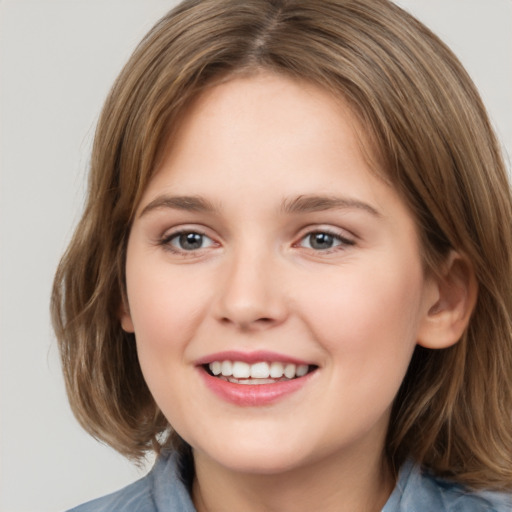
left=311, top=233, right=333, bottom=250
left=180, top=233, right=203, bottom=250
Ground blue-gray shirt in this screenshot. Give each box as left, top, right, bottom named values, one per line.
left=68, top=452, right=512, bottom=511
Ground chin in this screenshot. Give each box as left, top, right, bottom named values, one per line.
left=189, top=430, right=315, bottom=476
left=212, top=450, right=309, bottom=475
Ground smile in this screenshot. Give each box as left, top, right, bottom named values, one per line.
left=197, top=351, right=318, bottom=406
left=207, top=360, right=311, bottom=383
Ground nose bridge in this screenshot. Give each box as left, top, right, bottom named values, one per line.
left=215, top=239, right=287, bottom=329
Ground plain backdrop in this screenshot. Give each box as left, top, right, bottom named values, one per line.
left=0, top=1, right=510, bottom=511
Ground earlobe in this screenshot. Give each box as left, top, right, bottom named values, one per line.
left=119, top=300, right=135, bottom=333
left=417, top=251, right=478, bottom=349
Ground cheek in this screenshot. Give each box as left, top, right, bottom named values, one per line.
left=125, top=257, right=209, bottom=359
left=298, top=259, right=424, bottom=365
left=125, top=265, right=208, bottom=420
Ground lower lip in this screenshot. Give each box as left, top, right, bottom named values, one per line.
left=199, top=368, right=315, bottom=406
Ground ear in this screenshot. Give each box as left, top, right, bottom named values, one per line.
left=417, top=251, right=478, bottom=349
left=119, top=298, right=135, bottom=333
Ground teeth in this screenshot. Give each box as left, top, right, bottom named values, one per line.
left=296, top=364, right=308, bottom=377
left=251, top=362, right=270, bottom=378
left=210, top=361, right=222, bottom=375
left=208, top=360, right=311, bottom=380
left=284, top=363, right=296, bottom=379
left=232, top=361, right=250, bottom=379
left=221, top=360, right=232, bottom=376
left=270, top=361, right=284, bottom=378
left=227, top=377, right=276, bottom=385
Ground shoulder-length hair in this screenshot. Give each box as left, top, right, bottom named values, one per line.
left=52, top=0, right=512, bottom=490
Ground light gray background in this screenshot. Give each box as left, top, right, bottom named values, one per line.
left=0, top=1, right=510, bottom=511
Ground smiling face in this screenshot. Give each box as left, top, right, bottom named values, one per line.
left=121, top=73, right=438, bottom=476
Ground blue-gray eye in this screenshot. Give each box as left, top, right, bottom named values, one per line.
left=169, top=232, right=214, bottom=251
left=309, top=233, right=337, bottom=250
left=300, top=231, right=352, bottom=250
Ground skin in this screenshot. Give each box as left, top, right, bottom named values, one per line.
left=120, top=73, right=459, bottom=512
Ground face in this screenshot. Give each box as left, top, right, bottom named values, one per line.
left=121, top=73, right=437, bottom=475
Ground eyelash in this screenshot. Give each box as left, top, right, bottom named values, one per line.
left=296, top=229, right=355, bottom=253
left=159, top=229, right=216, bottom=255
left=158, top=228, right=355, bottom=255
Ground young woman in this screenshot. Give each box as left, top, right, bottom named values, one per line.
left=52, top=1, right=512, bottom=510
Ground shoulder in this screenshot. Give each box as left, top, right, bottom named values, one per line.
left=66, top=451, right=196, bottom=512
left=383, top=460, right=512, bottom=512
left=66, top=471, right=156, bottom=512
left=67, top=474, right=155, bottom=512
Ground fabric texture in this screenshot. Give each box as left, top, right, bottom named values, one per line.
left=67, top=451, right=512, bottom=512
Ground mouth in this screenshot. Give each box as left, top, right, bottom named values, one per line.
left=196, top=351, right=319, bottom=405
left=204, top=360, right=317, bottom=385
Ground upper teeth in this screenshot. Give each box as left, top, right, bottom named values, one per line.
left=208, top=361, right=309, bottom=379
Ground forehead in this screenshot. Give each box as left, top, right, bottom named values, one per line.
left=134, top=73, right=416, bottom=234
left=146, top=72, right=381, bottom=195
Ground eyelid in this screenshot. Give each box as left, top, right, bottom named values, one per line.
left=160, top=227, right=209, bottom=243
left=158, top=225, right=221, bottom=255
left=155, top=223, right=356, bottom=256
left=294, top=225, right=356, bottom=252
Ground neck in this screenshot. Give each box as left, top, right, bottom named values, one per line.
left=192, top=446, right=395, bottom=512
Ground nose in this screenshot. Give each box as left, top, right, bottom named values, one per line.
left=213, top=247, right=288, bottom=331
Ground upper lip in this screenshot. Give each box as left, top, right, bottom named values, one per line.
left=195, top=350, right=314, bottom=367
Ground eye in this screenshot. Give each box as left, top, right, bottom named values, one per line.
left=299, top=231, right=354, bottom=251
left=164, top=231, right=216, bottom=252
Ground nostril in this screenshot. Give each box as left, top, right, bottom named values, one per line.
left=219, top=316, right=276, bottom=330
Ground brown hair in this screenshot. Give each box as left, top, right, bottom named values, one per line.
left=51, top=0, right=512, bottom=490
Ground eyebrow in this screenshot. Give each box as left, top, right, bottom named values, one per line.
left=281, top=194, right=380, bottom=216
left=139, top=193, right=380, bottom=218
left=139, top=195, right=217, bottom=217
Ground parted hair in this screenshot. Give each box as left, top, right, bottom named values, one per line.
left=51, top=0, right=512, bottom=490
